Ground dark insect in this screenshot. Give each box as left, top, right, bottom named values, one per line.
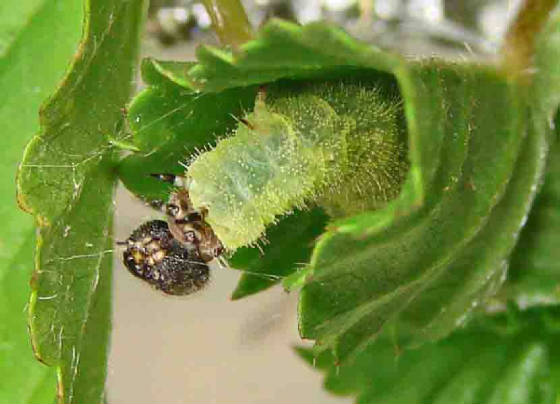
left=120, top=173, right=224, bottom=295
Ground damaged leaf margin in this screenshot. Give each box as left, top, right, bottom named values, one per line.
left=16, top=0, right=147, bottom=402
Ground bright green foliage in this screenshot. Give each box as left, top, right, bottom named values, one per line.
left=15, top=0, right=146, bottom=402
left=0, top=0, right=82, bottom=401
left=298, top=305, right=560, bottom=404
left=0, top=0, right=45, bottom=57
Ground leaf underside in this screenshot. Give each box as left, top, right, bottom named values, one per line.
left=15, top=0, right=146, bottom=402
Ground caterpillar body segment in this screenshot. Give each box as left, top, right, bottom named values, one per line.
left=187, top=82, right=409, bottom=250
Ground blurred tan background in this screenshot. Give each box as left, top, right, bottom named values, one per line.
left=107, top=187, right=349, bottom=403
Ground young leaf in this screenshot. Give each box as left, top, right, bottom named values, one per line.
left=298, top=306, right=560, bottom=404
left=0, top=0, right=83, bottom=401
left=15, top=0, right=146, bottom=402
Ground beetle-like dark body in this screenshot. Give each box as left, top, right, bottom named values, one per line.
left=122, top=219, right=211, bottom=295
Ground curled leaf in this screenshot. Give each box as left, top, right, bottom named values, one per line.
left=120, top=16, right=559, bottom=363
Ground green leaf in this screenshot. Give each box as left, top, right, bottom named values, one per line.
left=229, top=207, right=328, bottom=300
left=118, top=58, right=257, bottom=202
left=1, top=235, right=57, bottom=404
left=187, top=19, right=401, bottom=92
left=505, top=138, right=560, bottom=306
left=0, top=0, right=83, bottom=401
left=0, top=0, right=44, bottom=57
left=501, top=4, right=560, bottom=306
left=297, top=305, right=560, bottom=404
left=15, top=0, right=146, bottom=402
left=299, top=61, right=545, bottom=360
left=525, top=2, right=560, bottom=122
left=120, top=13, right=560, bottom=363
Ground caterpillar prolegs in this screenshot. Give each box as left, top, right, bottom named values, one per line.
left=187, top=82, right=409, bottom=249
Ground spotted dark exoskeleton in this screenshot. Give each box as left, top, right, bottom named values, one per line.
left=120, top=174, right=224, bottom=295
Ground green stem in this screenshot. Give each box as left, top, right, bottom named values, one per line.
left=502, top=0, right=558, bottom=76
left=201, top=0, right=253, bottom=48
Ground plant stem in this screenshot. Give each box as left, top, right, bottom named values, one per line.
left=201, top=0, right=253, bottom=48
left=359, top=0, right=374, bottom=22
left=502, top=0, right=557, bottom=75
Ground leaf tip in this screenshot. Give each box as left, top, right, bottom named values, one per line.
left=230, top=289, right=244, bottom=300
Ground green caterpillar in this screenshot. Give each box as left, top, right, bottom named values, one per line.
left=187, top=81, right=409, bottom=250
